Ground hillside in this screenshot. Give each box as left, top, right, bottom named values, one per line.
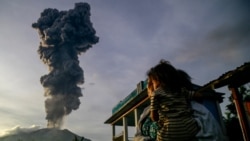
left=0, top=128, right=91, bottom=141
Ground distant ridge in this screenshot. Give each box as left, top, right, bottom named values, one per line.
left=0, top=128, right=91, bottom=141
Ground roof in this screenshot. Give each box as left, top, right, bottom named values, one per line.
left=202, top=62, right=250, bottom=89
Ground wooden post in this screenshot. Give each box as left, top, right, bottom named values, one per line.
left=112, top=125, right=115, bottom=141
left=134, top=108, right=139, bottom=130
left=123, top=117, right=128, bottom=141
left=229, top=86, right=250, bottom=141
left=134, top=108, right=139, bottom=141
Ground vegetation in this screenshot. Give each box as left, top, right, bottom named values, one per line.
left=223, top=84, right=250, bottom=141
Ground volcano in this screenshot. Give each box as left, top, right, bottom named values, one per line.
left=0, top=128, right=91, bottom=141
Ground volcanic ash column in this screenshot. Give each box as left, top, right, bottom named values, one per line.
left=32, top=2, right=99, bottom=128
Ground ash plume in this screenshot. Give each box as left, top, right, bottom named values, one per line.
left=32, top=2, right=99, bottom=128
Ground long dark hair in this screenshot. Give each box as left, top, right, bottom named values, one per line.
left=147, top=59, right=193, bottom=92
left=177, top=69, right=193, bottom=90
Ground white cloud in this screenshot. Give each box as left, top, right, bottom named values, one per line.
left=0, top=125, right=41, bottom=137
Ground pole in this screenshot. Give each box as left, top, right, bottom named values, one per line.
left=229, top=86, right=250, bottom=141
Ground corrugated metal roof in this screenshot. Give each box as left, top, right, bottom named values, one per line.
left=202, top=62, right=250, bottom=89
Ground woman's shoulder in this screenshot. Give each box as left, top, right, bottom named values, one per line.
left=153, top=87, right=167, bottom=95
left=154, top=87, right=179, bottom=97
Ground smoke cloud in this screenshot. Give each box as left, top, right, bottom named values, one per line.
left=32, top=2, right=99, bottom=128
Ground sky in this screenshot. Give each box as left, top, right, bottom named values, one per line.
left=0, top=0, right=250, bottom=141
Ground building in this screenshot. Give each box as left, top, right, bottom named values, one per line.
left=104, top=62, right=250, bottom=141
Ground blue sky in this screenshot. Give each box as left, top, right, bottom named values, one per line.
left=0, top=0, right=250, bottom=140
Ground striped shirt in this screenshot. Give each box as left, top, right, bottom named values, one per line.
left=150, top=87, right=199, bottom=141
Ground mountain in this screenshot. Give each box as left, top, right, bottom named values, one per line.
left=0, top=128, right=91, bottom=141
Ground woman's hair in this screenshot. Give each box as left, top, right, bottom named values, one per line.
left=147, top=59, right=193, bottom=92
left=177, top=69, right=193, bottom=90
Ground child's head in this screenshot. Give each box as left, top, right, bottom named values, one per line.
left=147, top=59, right=186, bottom=91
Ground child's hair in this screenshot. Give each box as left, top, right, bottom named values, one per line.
left=147, top=59, right=192, bottom=92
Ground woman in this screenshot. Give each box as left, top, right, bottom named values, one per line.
left=147, top=59, right=200, bottom=141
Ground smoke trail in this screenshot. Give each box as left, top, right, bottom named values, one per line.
left=32, top=2, right=99, bottom=128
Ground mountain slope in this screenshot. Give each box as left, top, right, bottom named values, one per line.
left=0, top=128, right=91, bottom=141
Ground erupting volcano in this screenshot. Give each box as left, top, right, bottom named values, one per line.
left=32, top=2, right=99, bottom=129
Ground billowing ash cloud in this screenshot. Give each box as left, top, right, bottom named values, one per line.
left=32, top=2, right=99, bottom=128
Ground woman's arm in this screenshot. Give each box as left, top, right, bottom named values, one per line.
left=184, top=88, right=224, bottom=103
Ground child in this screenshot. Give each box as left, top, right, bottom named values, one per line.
left=147, top=59, right=200, bottom=141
